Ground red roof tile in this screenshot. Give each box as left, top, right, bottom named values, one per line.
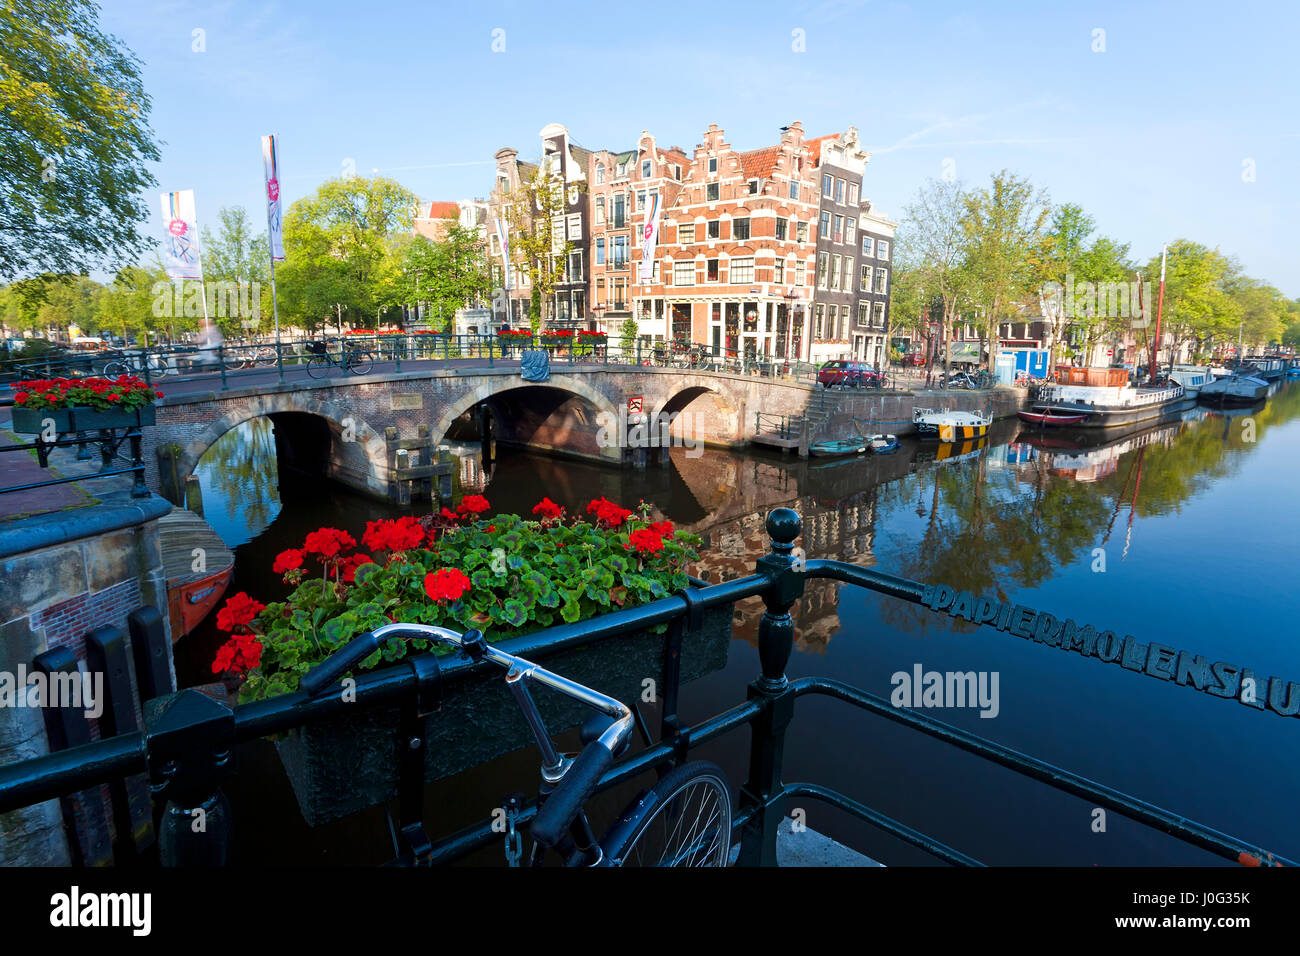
left=739, top=145, right=781, bottom=180
left=804, top=133, right=840, bottom=167
left=425, top=201, right=459, bottom=219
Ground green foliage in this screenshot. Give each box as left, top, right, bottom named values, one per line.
left=0, top=0, right=161, bottom=280
left=236, top=508, right=699, bottom=703
left=399, top=224, right=491, bottom=332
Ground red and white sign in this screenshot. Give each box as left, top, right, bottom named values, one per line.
left=628, top=396, right=643, bottom=414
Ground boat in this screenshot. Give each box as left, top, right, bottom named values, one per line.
left=809, top=438, right=868, bottom=457
left=1198, top=372, right=1269, bottom=406
left=1168, top=365, right=1217, bottom=397
left=866, top=433, right=899, bottom=454
left=1020, top=366, right=1191, bottom=428
left=1241, top=356, right=1285, bottom=381
left=158, top=508, right=235, bottom=642
left=912, top=406, right=992, bottom=441
left=1016, top=410, right=1088, bottom=427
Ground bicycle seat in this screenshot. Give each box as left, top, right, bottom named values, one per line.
left=580, top=712, right=631, bottom=757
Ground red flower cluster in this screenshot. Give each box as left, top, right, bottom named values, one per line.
left=577, top=330, right=607, bottom=337
left=627, top=528, right=665, bottom=554
left=272, top=549, right=304, bottom=574
left=424, top=568, right=471, bottom=602
left=13, top=376, right=162, bottom=411
left=457, top=494, right=491, bottom=517
left=340, top=553, right=375, bottom=583
left=532, top=497, right=564, bottom=521
left=212, top=633, right=263, bottom=676
left=362, top=516, right=424, bottom=553
left=216, top=592, right=265, bottom=633
left=587, top=497, right=632, bottom=528
left=497, top=329, right=532, bottom=338
left=648, top=520, right=675, bottom=540
left=304, top=527, right=356, bottom=559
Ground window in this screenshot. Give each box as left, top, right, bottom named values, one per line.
left=817, top=251, right=829, bottom=289
left=748, top=179, right=759, bottom=194
left=707, top=220, right=720, bottom=239
left=860, top=264, right=872, bottom=291
left=789, top=180, right=799, bottom=200
left=613, top=194, right=626, bottom=228
left=706, top=182, right=719, bottom=202
left=828, top=305, right=838, bottom=338
left=596, top=278, right=605, bottom=303
left=845, top=218, right=856, bottom=245
left=616, top=160, right=628, bottom=178
left=614, top=278, right=627, bottom=309
left=490, top=234, right=500, bottom=255
left=861, top=236, right=874, bottom=257
left=568, top=251, right=583, bottom=281
left=673, top=164, right=682, bottom=180
left=637, top=190, right=646, bottom=211
left=874, top=301, right=886, bottom=328
left=613, top=235, right=628, bottom=267
left=875, top=267, right=888, bottom=293
left=815, top=304, right=824, bottom=338
left=858, top=302, right=869, bottom=326
left=733, top=217, right=750, bottom=240
left=795, top=261, right=806, bottom=286
left=673, top=261, right=694, bottom=285
left=596, top=238, right=606, bottom=265
left=595, top=197, right=605, bottom=225
left=831, top=255, right=842, bottom=290
left=595, top=164, right=605, bottom=185
left=878, top=240, right=890, bottom=260
left=823, top=173, right=833, bottom=194
left=568, top=186, right=579, bottom=206
left=730, top=257, right=754, bottom=283
left=796, top=221, right=808, bottom=243
left=678, top=223, right=695, bottom=245
left=707, top=258, right=719, bottom=282
left=774, top=259, right=785, bottom=283
left=835, top=179, right=844, bottom=203
left=641, top=158, right=652, bottom=178
left=567, top=214, right=581, bottom=240
left=848, top=183, right=859, bottom=205
left=819, top=210, right=830, bottom=237
left=775, top=218, right=787, bottom=241
left=833, top=215, right=843, bottom=242
left=708, top=157, right=718, bottom=173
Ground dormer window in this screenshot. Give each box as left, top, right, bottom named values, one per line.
left=595, top=163, right=605, bottom=184
left=641, top=158, right=652, bottom=178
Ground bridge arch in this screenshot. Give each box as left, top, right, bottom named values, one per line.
left=432, top=375, right=623, bottom=462
left=164, top=392, right=389, bottom=498
left=649, top=377, right=743, bottom=446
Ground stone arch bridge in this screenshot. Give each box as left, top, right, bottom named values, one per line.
left=142, top=365, right=828, bottom=504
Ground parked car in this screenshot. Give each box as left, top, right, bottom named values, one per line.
left=818, top=360, right=886, bottom=389
left=905, top=351, right=927, bottom=367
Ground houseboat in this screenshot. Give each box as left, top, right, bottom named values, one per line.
left=912, top=406, right=993, bottom=442
left=1167, top=365, right=1218, bottom=397
left=1017, top=366, right=1191, bottom=428
left=1198, top=372, right=1270, bottom=407
left=1242, top=356, right=1285, bottom=381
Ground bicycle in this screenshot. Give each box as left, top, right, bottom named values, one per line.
left=299, top=623, right=734, bottom=867
left=304, top=339, right=375, bottom=377
left=102, top=350, right=174, bottom=378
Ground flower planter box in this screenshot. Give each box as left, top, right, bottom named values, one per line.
left=10, top=405, right=156, bottom=434
left=273, top=598, right=732, bottom=826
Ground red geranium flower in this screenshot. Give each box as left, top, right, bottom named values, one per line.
left=211, top=633, right=263, bottom=676
left=627, top=529, right=665, bottom=554
left=341, top=553, right=375, bottom=583
left=303, top=527, right=355, bottom=559
left=272, top=549, right=304, bottom=574
left=457, top=494, right=491, bottom=517
left=649, top=520, right=676, bottom=540
left=362, top=516, right=424, bottom=553
left=216, top=592, right=266, bottom=633
left=587, top=497, right=632, bottom=528
left=424, top=568, right=471, bottom=602
left=532, top=497, right=564, bottom=520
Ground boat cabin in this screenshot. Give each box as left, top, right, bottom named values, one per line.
left=1053, top=366, right=1129, bottom=388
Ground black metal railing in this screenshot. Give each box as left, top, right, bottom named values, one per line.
left=0, top=508, right=1291, bottom=868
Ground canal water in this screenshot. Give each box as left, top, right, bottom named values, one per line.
left=174, top=382, right=1300, bottom=865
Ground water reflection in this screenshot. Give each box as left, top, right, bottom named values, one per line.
left=191, top=417, right=282, bottom=547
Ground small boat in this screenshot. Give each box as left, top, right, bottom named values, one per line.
left=1168, top=365, right=1216, bottom=397
left=1016, top=410, right=1088, bottom=427
left=1021, top=366, right=1190, bottom=427
left=867, top=433, right=899, bottom=454
left=913, top=406, right=992, bottom=442
left=158, top=508, right=235, bottom=642
left=809, top=438, right=868, bottom=457
left=1198, top=373, right=1269, bottom=406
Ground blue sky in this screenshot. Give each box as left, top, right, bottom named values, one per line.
left=103, top=0, right=1299, bottom=294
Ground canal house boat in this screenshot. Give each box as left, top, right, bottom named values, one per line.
left=912, top=406, right=993, bottom=442
left=1167, top=365, right=1217, bottom=397
left=1019, top=366, right=1189, bottom=428
left=159, top=508, right=235, bottom=641
left=1198, top=372, right=1269, bottom=406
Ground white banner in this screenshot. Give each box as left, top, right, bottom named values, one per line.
left=639, top=192, right=661, bottom=283
left=495, top=218, right=512, bottom=290
left=159, top=189, right=203, bottom=280
left=262, top=134, right=285, bottom=261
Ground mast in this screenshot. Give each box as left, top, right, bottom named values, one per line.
left=1150, top=246, right=1167, bottom=384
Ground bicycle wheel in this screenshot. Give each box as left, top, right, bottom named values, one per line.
left=102, top=360, right=131, bottom=377
left=603, top=760, right=732, bottom=867
left=254, top=346, right=278, bottom=368
left=305, top=355, right=332, bottom=378
left=348, top=350, right=374, bottom=375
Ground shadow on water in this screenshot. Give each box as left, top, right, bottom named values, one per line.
left=178, top=386, right=1300, bottom=864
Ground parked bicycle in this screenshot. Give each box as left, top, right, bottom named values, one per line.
left=304, top=338, right=375, bottom=377
left=227, top=343, right=279, bottom=370
left=299, top=623, right=734, bottom=867
left=102, top=350, right=174, bottom=378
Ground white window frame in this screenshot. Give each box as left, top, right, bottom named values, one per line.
left=730, top=257, right=755, bottom=284
left=673, top=261, right=695, bottom=286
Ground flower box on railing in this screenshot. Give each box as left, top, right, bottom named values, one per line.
left=275, top=595, right=731, bottom=826
left=11, top=405, right=156, bottom=433
left=10, top=376, right=162, bottom=433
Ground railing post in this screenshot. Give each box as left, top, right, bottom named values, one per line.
left=218, top=345, right=228, bottom=391
left=145, top=688, right=236, bottom=866
left=737, top=508, right=805, bottom=867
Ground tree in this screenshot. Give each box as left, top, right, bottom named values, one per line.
left=277, top=175, right=418, bottom=331
left=400, top=224, right=491, bottom=332
left=0, top=0, right=161, bottom=281
left=1147, top=240, right=1238, bottom=362
left=201, top=206, right=270, bottom=338
left=900, top=178, right=974, bottom=377
left=1226, top=275, right=1289, bottom=351
left=501, top=166, right=574, bottom=331
left=619, top=317, right=638, bottom=355
left=95, top=262, right=175, bottom=343
left=960, top=170, right=1052, bottom=371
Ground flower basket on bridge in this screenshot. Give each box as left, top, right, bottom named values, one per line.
left=10, top=376, right=161, bottom=433
left=211, top=497, right=731, bottom=826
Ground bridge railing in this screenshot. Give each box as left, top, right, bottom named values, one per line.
left=0, top=508, right=1290, bottom=868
